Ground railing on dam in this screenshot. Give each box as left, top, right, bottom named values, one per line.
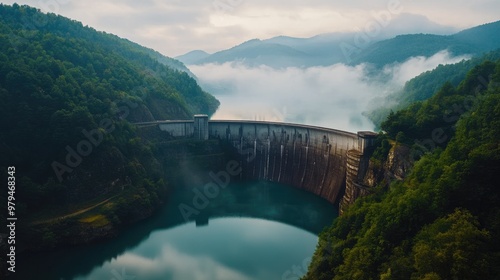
left=136, top=115, right=377, bottom=208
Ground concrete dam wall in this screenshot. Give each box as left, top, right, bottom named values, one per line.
left=209, top=121, right=358, bottom=203
left=138, top=116, right=376, bottom=206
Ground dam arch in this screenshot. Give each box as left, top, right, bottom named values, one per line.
left=208, top=120, right=360, bottom=203
left=136, top=116, right=376, bottom=208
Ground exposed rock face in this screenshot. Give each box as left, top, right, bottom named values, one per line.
left=340, top=143, right=414, bottom=214
left=384, top=144, right=414, bottom=182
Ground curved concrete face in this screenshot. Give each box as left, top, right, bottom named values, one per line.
left=145, top=118, right=375, bottom=206
left=208, top=121, right=358, bottom=203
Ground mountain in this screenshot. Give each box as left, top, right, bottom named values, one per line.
left=0, top=4, right=219, bottom=120
left=175, top=50, right=210, bottom=65
left=0, top=3, right=218, bottom=251
left=191, top=39, right=314, bottom=68
left=453, top=20, right=500, bottom=53
left=304, top=59, right=500, bottom=280
left=366, top=48, right=500, bottom=127
left=352, top=20, right=500, bottom=66
left=180, top=18, right=499, bottom=68
left=178, top=34, right=351, bottom=67
left=262, top=13, right=458, bottom=65
left=375, top=13, right=458, bottom=36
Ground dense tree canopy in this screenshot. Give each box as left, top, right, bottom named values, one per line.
left=304, top=60, right=500, bottom=280
left=367, top=49, right=500, bottom=127
left=0, top=4, right=219, bottom=250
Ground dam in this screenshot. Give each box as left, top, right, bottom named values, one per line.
left=136, top=115, right=377, bottom=213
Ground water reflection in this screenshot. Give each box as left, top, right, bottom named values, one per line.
left=17, top=181, right=337, bottom=280
left=77, top=218, right=318, bottom=280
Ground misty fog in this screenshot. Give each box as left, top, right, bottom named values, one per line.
left=190, top=50, right=468, bottom=132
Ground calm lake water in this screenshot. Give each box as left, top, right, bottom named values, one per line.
left=17, top=181, right=337, bottom=280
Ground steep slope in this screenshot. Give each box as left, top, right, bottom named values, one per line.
left=0, top=4, right=220, bottom=118
left=366, top=49, right=500, bottom=127
left=0, top=3, right=218, bottom=251
left=304, top=60, right=500, bottom=279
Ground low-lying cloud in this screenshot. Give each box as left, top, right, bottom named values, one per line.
left=190, top=50, right=469, bottom=132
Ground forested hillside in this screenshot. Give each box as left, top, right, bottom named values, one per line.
left=304, top=60, right=500, bottom=279
left=0, top=4, right=218, bottom=250
left=367, top=49, right=500, bottom=127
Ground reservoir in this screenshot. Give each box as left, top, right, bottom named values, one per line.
left=17, top=181, right=337, bottom=280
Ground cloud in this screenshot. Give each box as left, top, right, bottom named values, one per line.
left=190, top=51, right=469, bottom=132
left=383, top=50, right=470, bottom=85
left=78, top=245, right=254, bottom=280
left=1, top=0, right=499, bottom=56
left=75, top=217, right=318, bottom=280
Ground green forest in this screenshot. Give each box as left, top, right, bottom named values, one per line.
left=367, top=49, right=500, bottom=127
left=304, top=60, right=500, bottom=279
left=0, top=4, right=219, bottom=250
left=1, top=3, right=500, bottom=279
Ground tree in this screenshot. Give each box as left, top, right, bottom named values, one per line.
left=412, top=209, right=491, bottom=279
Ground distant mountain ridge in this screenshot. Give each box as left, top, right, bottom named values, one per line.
left=195, top=39, right=313, bottom=67
left=175, top=50, right=210, bottom=65
left=177, top=18, right=500, bottom=68
left=352, top=20, right=500, bottom=66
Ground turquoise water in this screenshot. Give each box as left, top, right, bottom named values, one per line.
left=18, top=181, right=337, bottom=280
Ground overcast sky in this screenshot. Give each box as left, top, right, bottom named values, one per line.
left=2, top=0, right=499, bottom=57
